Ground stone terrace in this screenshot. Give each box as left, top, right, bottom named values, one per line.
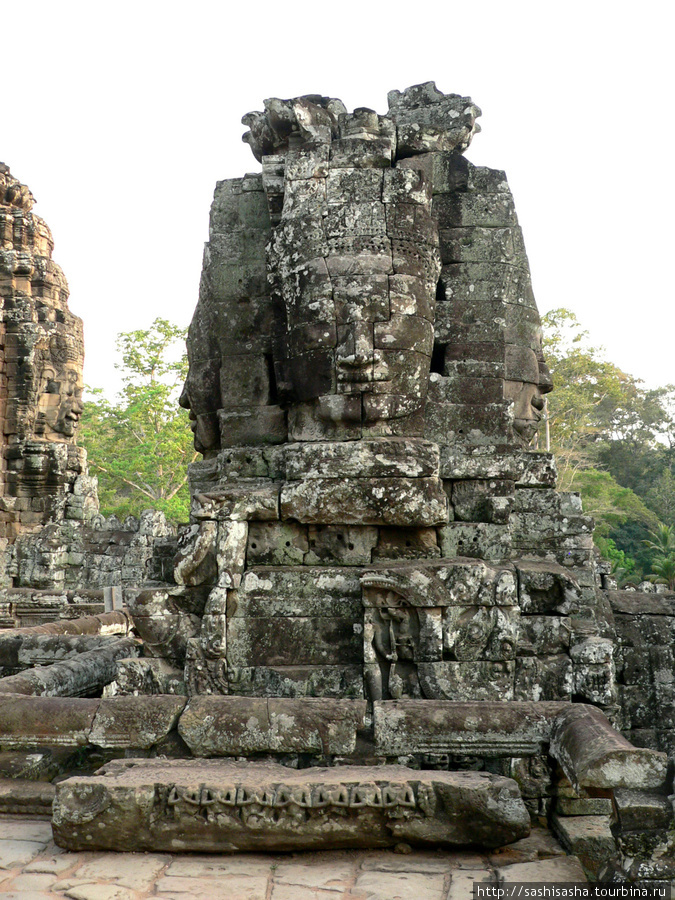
left=0, top=816, right=586, bottom=899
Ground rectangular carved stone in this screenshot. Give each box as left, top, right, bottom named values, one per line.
left=304, top=525, right=378, bottom=566
left=438, top=522, right=512, bottom=561
left=52, top=759, right=530, bottom=852
left=231, top=566, right=362, bottom=618
left=607, top=590, right=675, bottom=617
left=191, top=481, right=281, bottom=521
left=217, top=406, right=287, bottom=446
left=177, top=697, right=366, bottom=756
left=417, top=661, right=515, bottom=701
left=226, top=665, right=364, bottom=699
left=284, top=439, right=440, bottom=479
left=280, top=477, right=448, bottom=526
left=0, top=694, right=100, bottom=748
left=226, top=616, right=362, bottom=667
left=361, top=559, right=516, bottom=608
left=516, top=561, right=582, bottom=615
left=373, top=700, right=570, bottom=756
left=246, top=521, right=308, bottom=566
left=89, top=695, right=187, bottom=750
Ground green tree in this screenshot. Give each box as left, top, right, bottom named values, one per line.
left=541, top=309, right=675, bottom=577
left=79, top=319, right=195, bottom=523
left=643, top=524, right=675, bottom=590
left=542, top=308, right=669, bottom=489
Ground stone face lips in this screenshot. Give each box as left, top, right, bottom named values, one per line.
left=52, top=758, right=530, bottom=852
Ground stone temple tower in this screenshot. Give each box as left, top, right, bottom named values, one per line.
left=0, top=163, right=95, bottom=539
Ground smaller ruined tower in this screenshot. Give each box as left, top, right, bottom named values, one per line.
left=0, top=163, right=94, bottom=539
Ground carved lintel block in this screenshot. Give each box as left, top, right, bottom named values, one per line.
left=52, top=759, right=530, bottom=852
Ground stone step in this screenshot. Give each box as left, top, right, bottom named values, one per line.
left=52, top=759, right=530, bottom=853
left=0, top=778, right=55, bottom=816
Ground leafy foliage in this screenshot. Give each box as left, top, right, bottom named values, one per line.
left=79, top=319, right=195, bottom=523
left=542, top=308, right=675, bottom=579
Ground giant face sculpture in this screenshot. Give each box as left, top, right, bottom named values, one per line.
left=268, top=122, right=441, bottom=438
left=504, top=332, right=553, bottom=446
left=34, top=333, right=85, bottom=441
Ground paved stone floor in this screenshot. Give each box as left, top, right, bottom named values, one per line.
left=0, top=816, right=587, bottom=899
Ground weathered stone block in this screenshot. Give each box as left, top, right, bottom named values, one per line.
left=437, top=522, right=512, bottom=560
left=280, top=477, right=448, bottom=526
left=226, top=616, right=362, bottom=667
left=614, top=789, right=673, bottom=832
left=305, top=525, right=378, bottom=566
left=52, top=759, right=529, bottom=852
left=0, top=694, right=99, bottom=748
left=418, top=660, right=515, bottom=700
left=551, top=813, right=616, bottom=880
left=373, top=527, right=440, bottom=561
left=516, top=560, right=582, bottom=615
left=424, top=401, right=512, bottom=446
left=514, top=656, right=573, bottom=702
left=191, top=481, right=281, bottom=521
left=231, top=566, right=362, bottom=617
left=517, top=616, right=571, bottom=657
left=373, top=700, right=567, bottom=757
left=89, top=695, right=187, bottom=749
left=284, top=439, right=440, bottom=480
left=246, top=521, right=308, bottom=566
left=443, top=605, right=519, bottom=661
left=227, top=665, right=364, bottom=699
left=105, top=658, right=186, bottom=697
left=177, top=697, right=366, bottom=756
left=451, top=479, right=514, bottom=524
left=550, top=704, right=668, bottom=792
left=361, top=559, right=517, bottom=608
left=217, top=406, right=287, bottom=446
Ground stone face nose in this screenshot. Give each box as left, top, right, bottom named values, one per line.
left=336, top=323, right=385, bottom=381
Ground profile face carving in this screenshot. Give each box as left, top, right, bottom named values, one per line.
left=504, top=334, right=553, bottom=446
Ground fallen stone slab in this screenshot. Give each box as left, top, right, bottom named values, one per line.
left=374, top=700, right=571, bottom=756
left=178, top=696, right=366, bottom=756
left=0, top=778, right=55, bottom=816
left=52, top=759, right=530, bottom=852
left=0, top=637, right=140, bottom=697
left=551, top=813, right=616, bottom=880
left=0, top=694, right=100, bottom=748
left=2, top=610, right=132, bottom=637
left=0, top=633, right=123, bottom=671
left=550, top=704, right=668, bottom=792
left=89, top=695, right=187, bottom=749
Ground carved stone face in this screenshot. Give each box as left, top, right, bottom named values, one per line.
left=504, top=336, right=553, bottom=446
left=178, top=359, right=221, bottom=457
left=35, top=365, right=84, bottom=439
left=270, top=165, right=440, bottom=437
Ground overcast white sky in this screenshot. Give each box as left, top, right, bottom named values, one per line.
left=2, top=1, right=673, bottom=397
